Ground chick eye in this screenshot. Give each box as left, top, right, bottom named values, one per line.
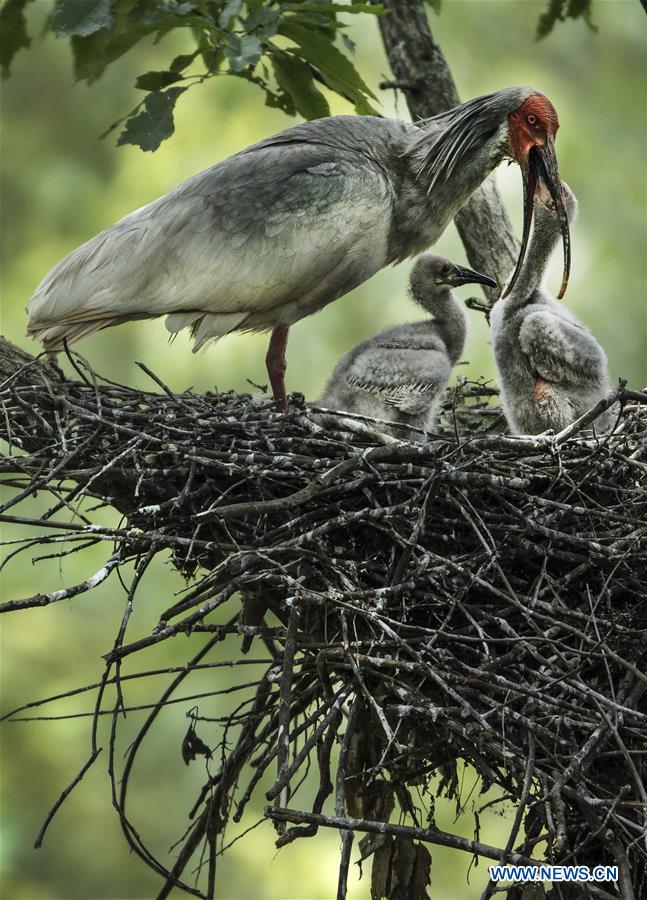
left=441, top=264, right=452, bottom=276
left=527, top=114, right=537, bottom=125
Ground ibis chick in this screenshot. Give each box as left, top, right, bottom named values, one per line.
left=320, top=254, right=496, bottom=434
left=491, top=181, right=613, bottom=434
left=26, top=88, right=570, bottom=411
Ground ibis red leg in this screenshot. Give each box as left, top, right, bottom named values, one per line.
left=265, top=325, right=289, bottom=412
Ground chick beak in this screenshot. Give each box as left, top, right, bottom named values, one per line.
left=453, top=265, right=498, bottom=289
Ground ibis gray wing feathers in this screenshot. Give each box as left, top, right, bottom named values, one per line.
left=26, top=121, right=395, bottom=349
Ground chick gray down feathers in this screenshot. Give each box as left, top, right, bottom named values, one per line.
left=490, top=181, right=613, bottom=435
left=320, top=254, right=496, bottom=435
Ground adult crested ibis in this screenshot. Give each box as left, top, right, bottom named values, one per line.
left=491, top=180, right=612, bottom=435
left=26, top=87, right=570, bottom=411
left=320, top=254, right=495, bottom=434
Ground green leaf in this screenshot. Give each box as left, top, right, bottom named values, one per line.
left=117, top=86, right=187, bottom=151
left=536, top=0, right=595, bottom=38
left=225, top=33, right=262, bottom=72
left=567, top=0, right=597, bottom=32
left=278, top=20, right=378, bottom=114
left=232, top=68, right=296, bottom=116
left=135, top=69, right=184, bottom=90
left=282, top=2, right=337, bottom=39
left=191, top=24, right=222, bottom=71
left=70, top=0, right=151, bottom=82
left=219, top=0, right=241, bottom=27
left=0, top=0, right=33, bottom=79
left=71, top=30, right=136, bottom=81
left=537, top=0, right=564, bottom=38
left=169, top=50, right=199, bottom=71
left=264, top=89, right=295, bottom=115
left=271, top=53, right=330, bottom=120
left=52, top=0, right=115, bottom=38
left=243, top=5, right=281, bottom=38
left=70, top=0, right=205, bottom=82
left=167, top=0, right=195, bottom=13
left=240, top=32, right=262, bottom=64
left=282, top=12, right=340, bottom=33
left=341, top=2, right=386, bottom=11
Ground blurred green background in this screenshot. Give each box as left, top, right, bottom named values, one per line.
left=1, top=2, right=646, bottom=898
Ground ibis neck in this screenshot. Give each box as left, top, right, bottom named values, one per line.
left=505, top=214, right=561, bottom=307
left=418, top=287, right=468, bottom=364
left=388, top=126, right=508, bottom=263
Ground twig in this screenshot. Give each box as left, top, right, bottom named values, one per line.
left=266, top=807, right=537, bottom=864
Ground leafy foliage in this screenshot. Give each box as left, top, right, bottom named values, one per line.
left=116, top=85, right=187, bottom=150
left=0, top=0, right=384, bottom=151
left=277, top=20, right=377, bottom=113
left=134, top=69, right=185, bottom=90
left=537, top=0, right=597, bottom=39
left=0, top=0, right=33, bottom=78
left=0, top=0, right=603, bottom=151
left=272, top=52, right=330, bottom=118
left=51, top=0, right=115, bottom=37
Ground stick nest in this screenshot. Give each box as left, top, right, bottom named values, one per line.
left=1, top=339, right=646, bottom=900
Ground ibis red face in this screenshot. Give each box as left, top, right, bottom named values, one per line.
left=504, top=94, right=570, bottom=299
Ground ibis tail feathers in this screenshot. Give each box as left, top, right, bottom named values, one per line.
left=27, top=312, right=158, bottom=351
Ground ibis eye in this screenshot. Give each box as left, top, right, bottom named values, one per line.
left=441, top=264, right=452, bottom=276
left=527, top=114, right=537, bottom=125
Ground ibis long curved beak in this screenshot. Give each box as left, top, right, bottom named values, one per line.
left=453, top=265, right=498, bottom=289
left=503, top=137, right=571, bottom=299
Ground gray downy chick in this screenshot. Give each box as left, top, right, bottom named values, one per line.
left=491, top=180, right=614, bottom=435
left=320, top=254, right=496, bottom=435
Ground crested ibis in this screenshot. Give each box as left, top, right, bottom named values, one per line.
left=26, top=87, right=569, bottom=411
